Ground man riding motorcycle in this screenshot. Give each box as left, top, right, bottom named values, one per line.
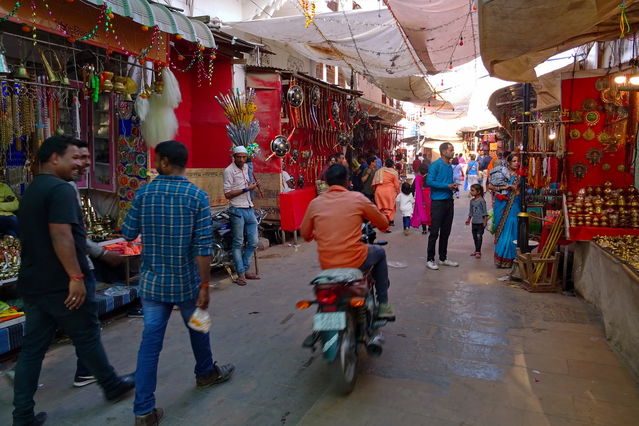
left=300, top=164, right=395, bottom=318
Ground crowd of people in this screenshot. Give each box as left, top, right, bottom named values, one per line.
left=318, top=143, right=523, bottom=270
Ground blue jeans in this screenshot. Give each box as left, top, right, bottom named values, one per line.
left=229, top=207, right=258, bottom=275
left=402, top=216, right=411, bottom=229
left=133, top=298, right=214, bottom=415
left=359, top=245, right=389, bottom=304
left=75, top=269, right=97, bottom=377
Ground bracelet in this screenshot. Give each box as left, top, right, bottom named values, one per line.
left=242, top=187, right=249, bottom=193
left=70, top=274, right=85, bottom=281
left=199, top=282, right=210, bottom=288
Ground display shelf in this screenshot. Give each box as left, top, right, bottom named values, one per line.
left=569, top=226, right=639, bottom=241
left=0, top=277, right=17, bottom=287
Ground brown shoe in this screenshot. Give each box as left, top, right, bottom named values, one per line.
left=196, top=362, right=235, bottom=387
left=135, top=408, right=164, bottom=426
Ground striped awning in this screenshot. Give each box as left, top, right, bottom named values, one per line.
left=84, top=0, right=216, bottom=48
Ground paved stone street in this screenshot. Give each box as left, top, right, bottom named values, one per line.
left=1, top=196, right=638, bottom=426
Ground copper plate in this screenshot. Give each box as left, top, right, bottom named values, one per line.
left=583, top=128, right=595, bottom=141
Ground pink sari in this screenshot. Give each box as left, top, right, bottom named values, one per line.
left=410, top=174, right=431, bottom=227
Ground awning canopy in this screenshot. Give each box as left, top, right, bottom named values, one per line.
left=479, top=0, right=639, bottom=82
left=384, top=0, right=480, bottom=74
left=84, top=0, right=217, bottom=48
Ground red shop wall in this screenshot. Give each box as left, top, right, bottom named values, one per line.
left=247, top=71, right=283, bottom=174
left=561, top=75, right=633, bottom=193
left=172, top=55, right=234, bottom=168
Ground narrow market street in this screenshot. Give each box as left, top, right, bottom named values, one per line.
left=1, top=197, right=638, bottom=426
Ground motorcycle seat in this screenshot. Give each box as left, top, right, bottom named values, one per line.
left=310, top=268, right=363, bottom=285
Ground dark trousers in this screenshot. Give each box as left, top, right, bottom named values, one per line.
left=402, top=216, right=411, bottom=229
left=427, top=199, right=454, bottom=262
left=13, top=288, right=121, bottom=425
left=75, top=270, right=97, bottom=377
left=471, top=223, right=485, bottom=253
left=359, top=244, right=389, bottom=304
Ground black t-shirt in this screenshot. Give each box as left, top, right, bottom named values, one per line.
left=17, top=174, right=90, bottom=296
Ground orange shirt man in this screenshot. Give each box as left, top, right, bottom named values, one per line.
left=300, top=164, right=394, bottom=318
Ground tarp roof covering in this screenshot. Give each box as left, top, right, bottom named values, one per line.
left=479, top=0, right=639, bottom=82
left=384, top=0, right=480, bottom=74
left=226, top=9, right=439, bottom=103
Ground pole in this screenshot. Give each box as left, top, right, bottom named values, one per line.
left=518, top=83, right=532, bottom=253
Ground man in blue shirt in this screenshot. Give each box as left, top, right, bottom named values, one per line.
left=122, top=141, right=234, bottom=425
left=425, top=142, right=459, bottom=270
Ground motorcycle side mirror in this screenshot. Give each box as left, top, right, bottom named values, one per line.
left=375, top=240, right=388, bottom=246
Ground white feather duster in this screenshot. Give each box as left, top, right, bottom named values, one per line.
left=160, top=68, right=181, bottom=108
left=135, top=95, right=149, bottom=121
left=141, top=93, right=179, bottom=147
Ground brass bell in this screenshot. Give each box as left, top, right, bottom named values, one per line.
left=12, top=62, right=30, bottom=79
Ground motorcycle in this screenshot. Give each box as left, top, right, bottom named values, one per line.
left=295, top=225, right=393, bottom=394
left=210, top=208, right=267, bottom=280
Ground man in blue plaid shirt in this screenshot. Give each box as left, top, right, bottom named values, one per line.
left=122, top=141, right=234, bottom=426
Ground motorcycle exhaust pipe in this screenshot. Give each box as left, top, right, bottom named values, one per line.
left=366, top=333, right=385, bottom=357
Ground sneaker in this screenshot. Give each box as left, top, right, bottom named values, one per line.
left=73, top=374, right=97, bottom=387
left=127, top=308, right=144, bottom=318
left=470, top=252, right=477, bottom=256
left=438, top=259, right=459, bottom=267
left=403, top=229, right=410, bottom=236
left=426, top=261, right=439, bottom=270
left=135, top=407, right=164, bottom=426
left=196, top=362, right=235, bottom=387
left=377, top=303, right=395, bottom=318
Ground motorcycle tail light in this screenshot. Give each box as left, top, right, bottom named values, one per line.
left=349, top=297, right=366, bottom=307
left=295, top=300, right=312, bottom=309
left=315, top=289, right=338, bottom=305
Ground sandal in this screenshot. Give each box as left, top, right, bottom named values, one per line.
left=234, top=278, right=247, bottom=286
left=245, top=273, right=261, bottom=280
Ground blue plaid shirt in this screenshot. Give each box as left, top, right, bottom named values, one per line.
left=122, top=175, right=213, bottom=302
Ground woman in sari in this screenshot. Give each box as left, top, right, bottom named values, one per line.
left=488, top=154, right=521, bottom=268
left=410, top=162, right=431, bottom=234
left=373, top=158, right=400, bottom=225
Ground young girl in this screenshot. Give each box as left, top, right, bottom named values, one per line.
left=396, top=182, right=415, bottom=236
left=465, top=184, right=488, bottom=258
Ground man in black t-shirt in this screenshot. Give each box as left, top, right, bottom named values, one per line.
left=13, top=136, right=135, bottom=426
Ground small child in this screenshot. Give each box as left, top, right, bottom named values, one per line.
left=397, top=182, right=415, bottom=236
left=465, top=184, right=488, bottom=258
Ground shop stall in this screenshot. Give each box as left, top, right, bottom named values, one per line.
left=0, top=0, right=222, bottom=355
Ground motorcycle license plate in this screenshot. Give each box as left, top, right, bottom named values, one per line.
left=313, top=312, right=346, bottom=331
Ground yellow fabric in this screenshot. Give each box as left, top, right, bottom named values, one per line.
left=0, top=183, right=18, bottom=216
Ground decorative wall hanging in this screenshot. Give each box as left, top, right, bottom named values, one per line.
left=617, top=164, right=626, bottom=172
left=595, top=77, right=609, bottom=92
left=348, top=99, right=359, bottom=118
left=585, top=147, right=603, bottom=166
left=310, top=86, right=320, bottom=106
left=582, top=98, right=597, bottom=111
left=287, top=85, right=304, bottom=108
left=602, top=163, right=611, bottom=171
left=570, top=110, right=583, bottom=123
left=584, top=111, right=600, bottom=126
left=571, top=162, right=588, bottom=180
left=569, top=129, right=581, bottom=139
left=337, top=131, right=352, bottom=147
left=583, top=128, right=595, bottom=141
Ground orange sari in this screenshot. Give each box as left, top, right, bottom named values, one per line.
left=373, top=167, right=400, bottom=222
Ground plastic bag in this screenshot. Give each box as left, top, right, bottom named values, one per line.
left=188, top=308, right=211, bottom=333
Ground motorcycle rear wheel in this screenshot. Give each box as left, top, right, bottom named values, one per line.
left=330, top=313, right=358, bottom=394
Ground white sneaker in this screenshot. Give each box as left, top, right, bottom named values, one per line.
left=426, top=261, right=439, bottom=270
left=438, top=259, right=459, bottom=267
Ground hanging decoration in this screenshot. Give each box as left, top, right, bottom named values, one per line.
left=56, top=5, right=112, bottom=42
left=139, top=67, right=182, bottom=147
left=619, top=1, right=631, bottom=38
left=0, top=2, right=21, bottom=24
left=299, top=0, right=316, bottom=28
